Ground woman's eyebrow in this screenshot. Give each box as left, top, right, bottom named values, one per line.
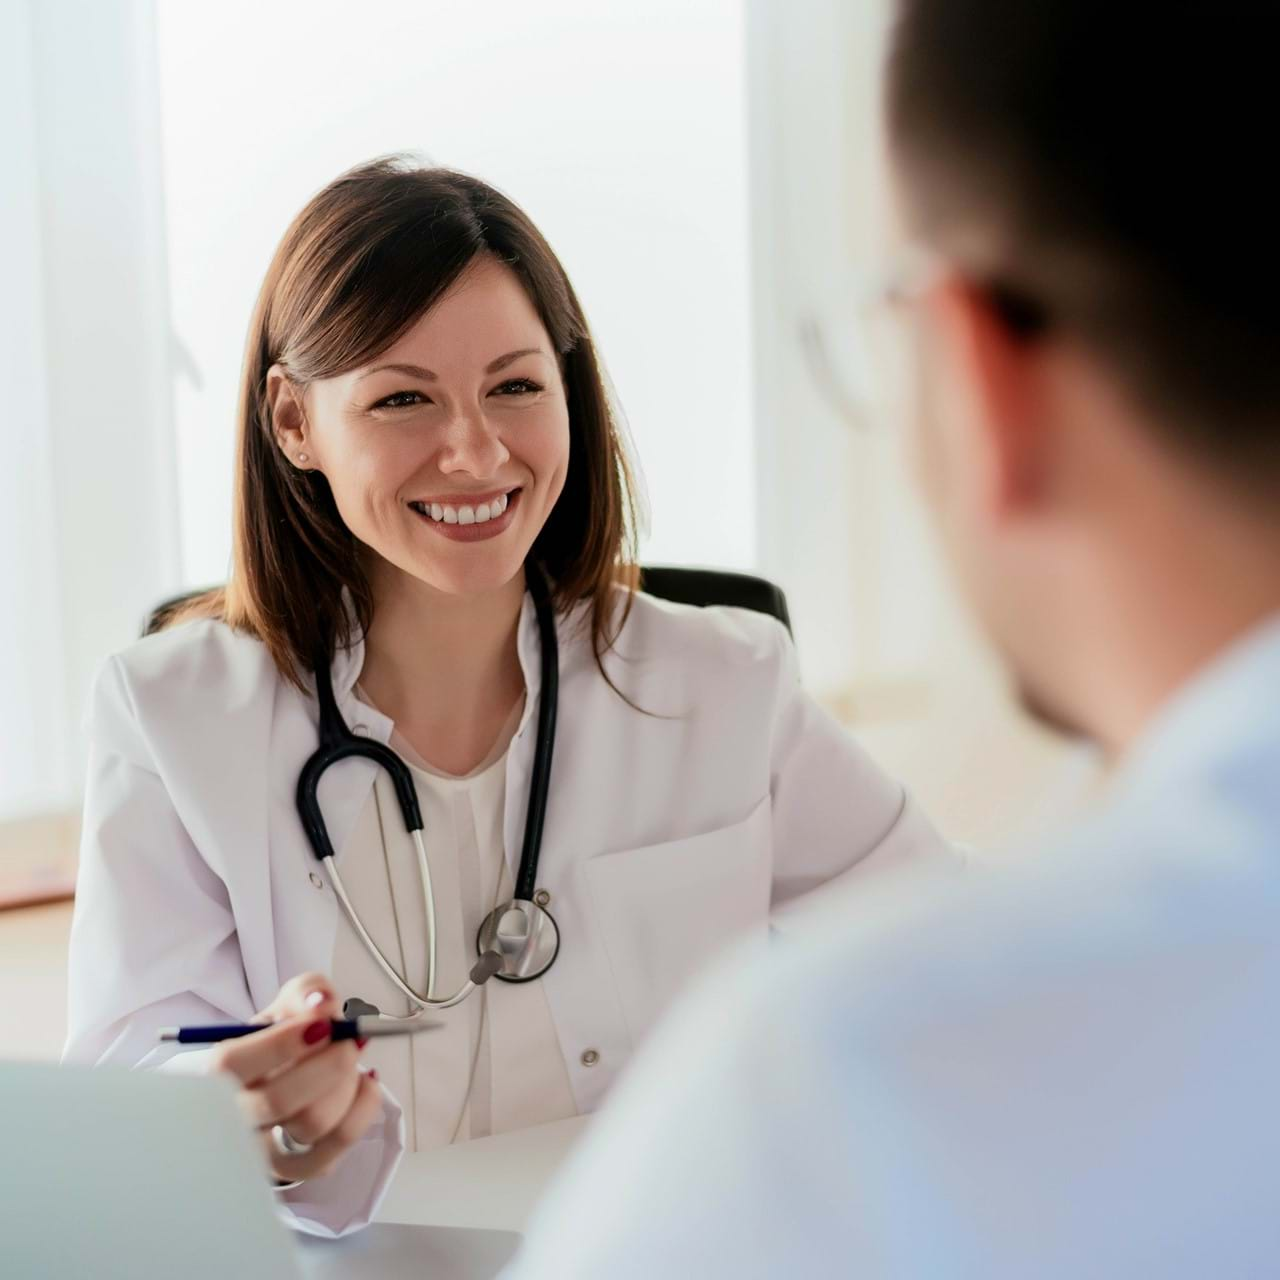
left=360, top=361, right=437, bottom=382
left=359, top=348, right=547, bottom=383
left=484, top=347, right=545, bottom=373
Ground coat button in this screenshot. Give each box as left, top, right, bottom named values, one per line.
left=309, top=872, right=324, bottom=890
left=580, top=1049, right=600, bottom=1067
left=352, top=722, right=368, bottom=736
left=533, top=889, right=551, bottom=908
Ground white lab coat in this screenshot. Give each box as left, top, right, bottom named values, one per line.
left=63, top=588, right=954, bottom=1236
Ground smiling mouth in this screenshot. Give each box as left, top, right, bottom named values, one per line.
left=408, top=487, right=519, bottom=527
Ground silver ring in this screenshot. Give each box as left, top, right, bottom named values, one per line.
left=270, top=1123, right=313, bottom=1157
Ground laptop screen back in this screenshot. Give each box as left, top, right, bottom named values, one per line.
left=0, top=1061, right=301, bottom=1280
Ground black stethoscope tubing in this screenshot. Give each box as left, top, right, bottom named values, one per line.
left=294, top=562, right=560, bottom=988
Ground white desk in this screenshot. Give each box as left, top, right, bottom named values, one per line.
left=374, top=1115, right=590, bottom=1234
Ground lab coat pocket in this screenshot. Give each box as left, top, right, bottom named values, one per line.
left=583, top=794, right=773, bottom=1041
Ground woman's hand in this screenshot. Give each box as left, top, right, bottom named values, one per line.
left=209, top=972, right=384, bottom=1185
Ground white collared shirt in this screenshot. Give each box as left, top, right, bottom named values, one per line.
left=507, top=614, right=1280, bottom=1278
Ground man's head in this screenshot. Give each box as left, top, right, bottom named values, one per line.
left=884, top=1, right=1280, bottom=751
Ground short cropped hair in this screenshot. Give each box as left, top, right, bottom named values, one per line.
left=886, top=1, right=1280, bottom=492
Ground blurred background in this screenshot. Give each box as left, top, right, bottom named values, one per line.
left=1, top=0, right=1098, bottom=1058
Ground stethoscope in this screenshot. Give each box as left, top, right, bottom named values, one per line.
left=295, top=564, right=561, bottom=1023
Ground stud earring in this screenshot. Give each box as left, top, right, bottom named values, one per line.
left=297, top=452, right=309, bottom=464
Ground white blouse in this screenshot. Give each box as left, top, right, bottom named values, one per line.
left=330, top=695, right=578, bottom=1151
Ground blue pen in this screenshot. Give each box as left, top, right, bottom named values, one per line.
left=157, top=1017, right=440, bottom=1044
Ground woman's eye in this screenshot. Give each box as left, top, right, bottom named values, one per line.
left=492, top=378, right=543, bottom=397
left=372, top=390, right=429, bottom=410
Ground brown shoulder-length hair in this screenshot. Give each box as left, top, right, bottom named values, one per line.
left=173, top=156, right=641, bottom=687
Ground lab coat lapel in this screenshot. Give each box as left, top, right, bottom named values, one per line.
left=263, top=632, right=391, bottom=994
left=162, top=642, right=283, bottom=1012
left=503, top=596, right=636, bottom=1112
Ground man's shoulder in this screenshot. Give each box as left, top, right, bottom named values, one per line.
left=504, top=734, right=1280, bottom=1277
left=837, top=797, right=1271, bottom=1012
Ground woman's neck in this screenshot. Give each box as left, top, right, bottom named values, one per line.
left=358, top=565, right=527, bottom=776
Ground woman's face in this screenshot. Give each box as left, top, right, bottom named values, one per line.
left=283, top=255, right=571, bottom=600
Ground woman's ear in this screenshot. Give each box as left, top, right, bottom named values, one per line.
left=266, top=364, right=312, bottom=467
left=930, top=276, right=1049, bottom=524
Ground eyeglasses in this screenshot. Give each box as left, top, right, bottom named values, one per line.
left=797, top=250, right=943, bottom=434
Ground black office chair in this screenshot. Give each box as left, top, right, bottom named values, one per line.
left=638, top=566, right=792, bottom=636
left=143, top=590, right=212, bottom=637
left=144, top=566, right=791, bottom=639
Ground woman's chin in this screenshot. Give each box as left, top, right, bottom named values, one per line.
left=404, top=551, right=530, bottom=601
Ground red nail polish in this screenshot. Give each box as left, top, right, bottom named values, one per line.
left=356, top=1037, right=369, bottom=1050
left=368, top=1069, right=379, bottom=1081
left=303, top=1019, right=330, bottom=1046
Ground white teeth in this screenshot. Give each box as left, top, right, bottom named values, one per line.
left=415, top=493, right=511, bottom=525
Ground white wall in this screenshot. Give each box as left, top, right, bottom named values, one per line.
left=744, top=0, right=1100, bottom=846
left=155, top=0, right=755, bottom=588
left=1, top=0, right=66, bottom=818
left=745, top=0, right=932, bottom=696
left=1, top=0, right=178, bottom=822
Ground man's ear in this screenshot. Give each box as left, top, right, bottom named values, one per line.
left=929, top=276, right=1048, bottom=521
left=266, top=364, right=310, bottom=463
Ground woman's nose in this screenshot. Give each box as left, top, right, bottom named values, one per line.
left=435, top=405, right=510, bottom=478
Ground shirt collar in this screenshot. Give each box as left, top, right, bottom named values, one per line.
left=1118, top=610, right=1280, bottom=800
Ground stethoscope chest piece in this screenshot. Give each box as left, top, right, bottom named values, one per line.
left=476, top=899, right=560, bottom=983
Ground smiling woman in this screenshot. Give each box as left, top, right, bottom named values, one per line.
left=274, top=258, right=571, bottom=599
left=352, top=348, right=539, bottom=534
left=63, top=156, right=956, bottom=1239
left=175, top=159, right=639, bottom=691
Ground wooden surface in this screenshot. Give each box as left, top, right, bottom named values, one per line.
left=0, top=811, right=78, bottom=910
left=0, top=900, right=73, bottom=1062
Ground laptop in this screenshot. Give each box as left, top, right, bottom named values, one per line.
left=0, top=1061, right=520, bottom=1279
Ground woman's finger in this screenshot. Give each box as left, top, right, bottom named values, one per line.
left=258, top=972, right=341, bottom=1024
left=210, top=1011, right=336, bottom=1087
left=236, top=1039, right=359, bottom=1131
left=266, top=1070, right=384, bottom=1183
